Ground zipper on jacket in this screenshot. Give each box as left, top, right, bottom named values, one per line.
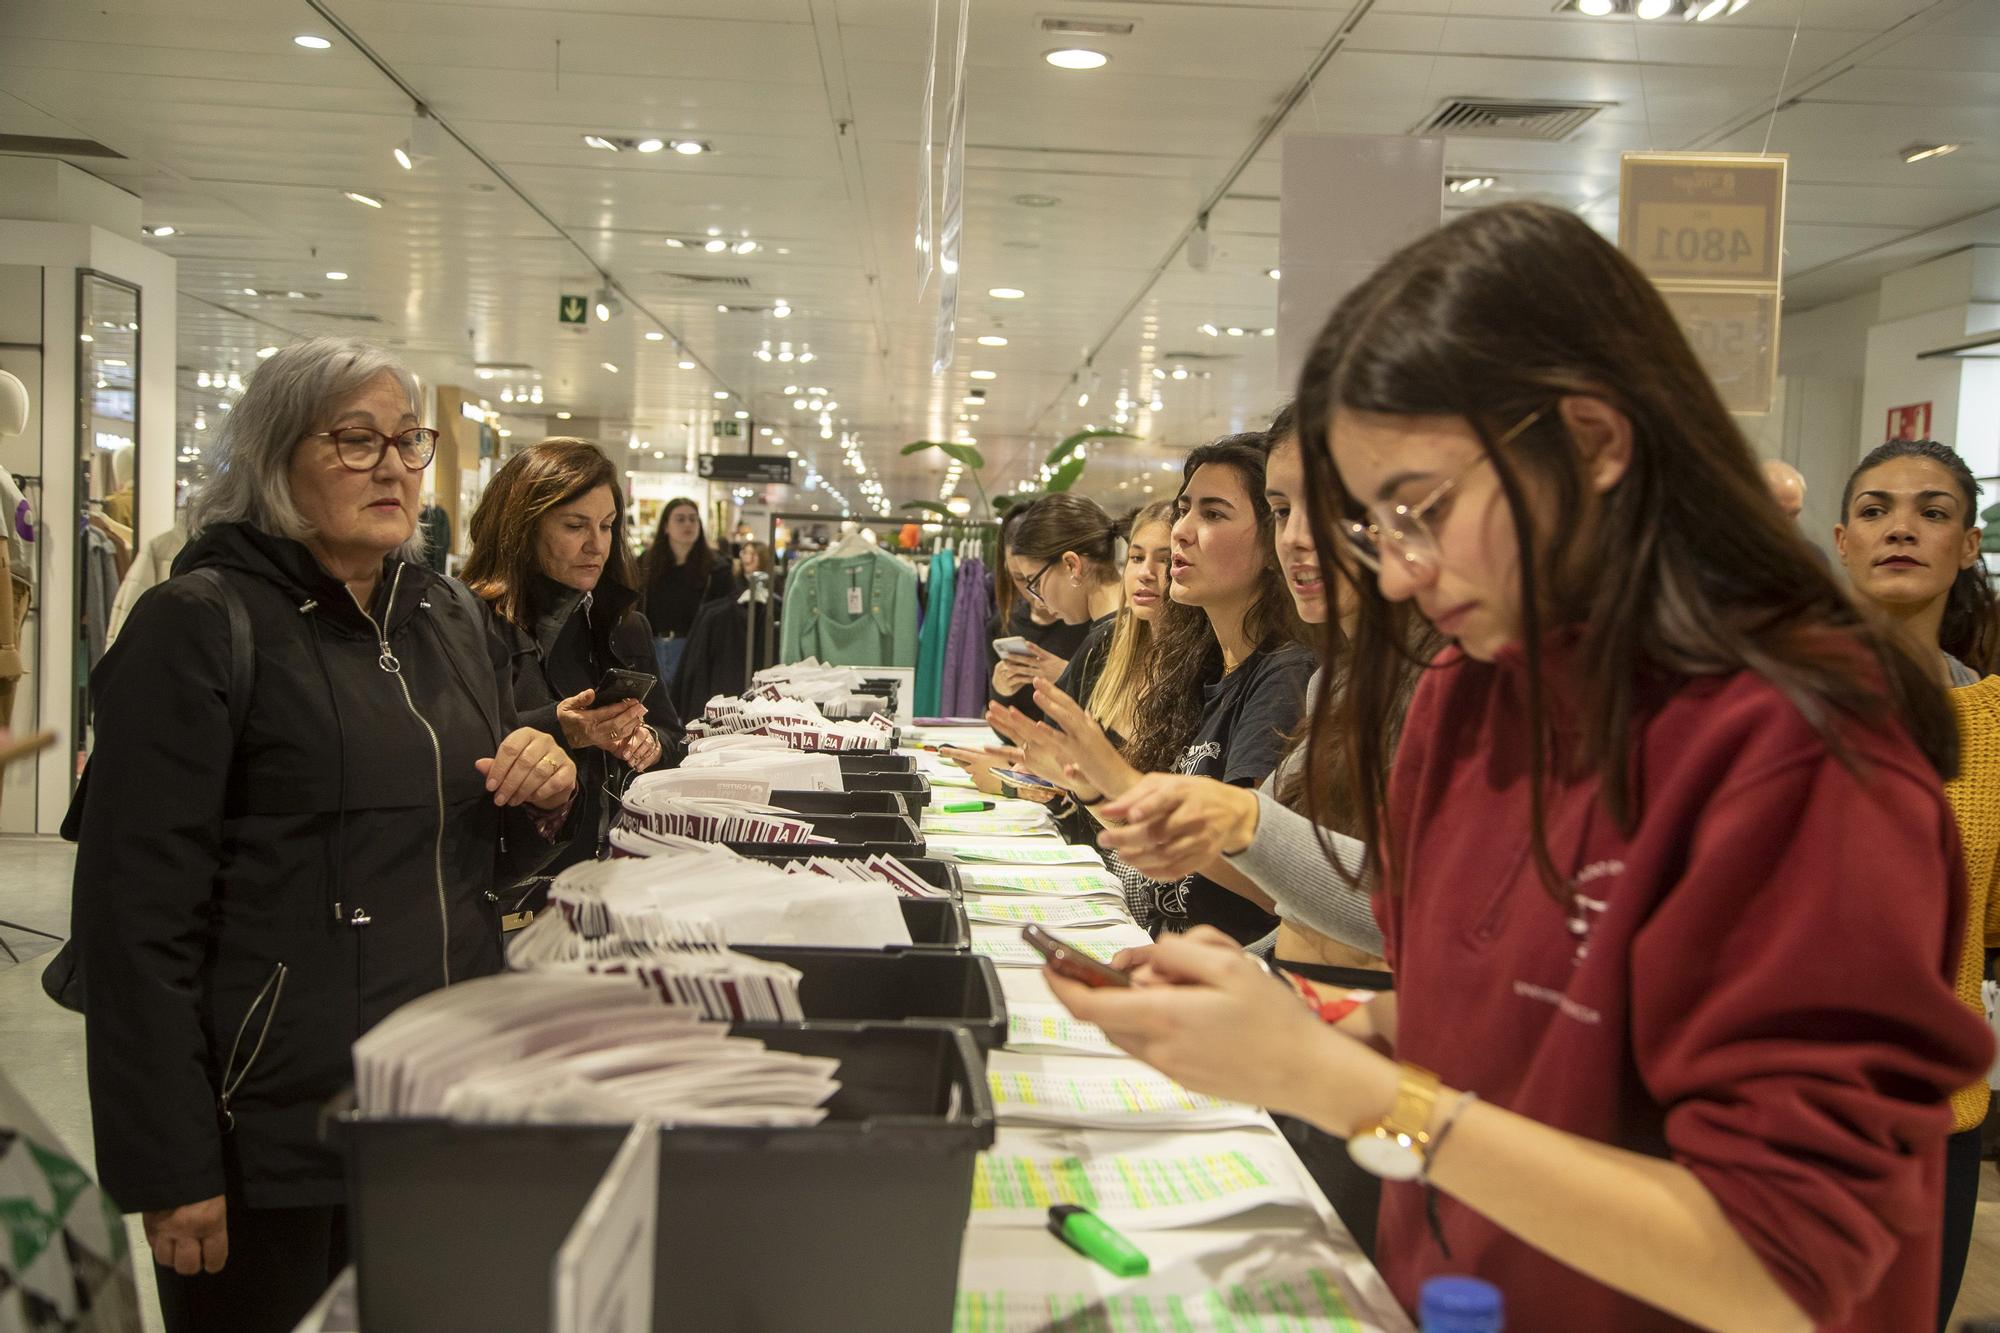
left=352, top=565, right=453, bottom=987
left=218, top=961, right=289, bottom=1131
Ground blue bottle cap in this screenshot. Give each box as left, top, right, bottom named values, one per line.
left=1419, top=1275, right=1504, bottom=1332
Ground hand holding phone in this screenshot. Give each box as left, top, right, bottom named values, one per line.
left=992, top=635, right=1034, bottom=659
left=994, top=767, right=1059, bottom=791
left=591, top=668, right=658, bottom=709
left=1023, top=924, right=1132, bottom=988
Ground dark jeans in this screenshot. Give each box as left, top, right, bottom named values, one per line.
left=154, top=1196, right=347, bottom=1333
left=1939, top=1124, right=1984, bottom=1331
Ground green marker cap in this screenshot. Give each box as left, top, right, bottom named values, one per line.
left=1047, top=1204, right=1149, bottom=1277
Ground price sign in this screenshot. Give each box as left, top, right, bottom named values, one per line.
left=1620, top=152, right=1786, bottom=414
left=1664, top=289, right=1777, bottom=417
left=1619, top=153, right=1785, bottom=285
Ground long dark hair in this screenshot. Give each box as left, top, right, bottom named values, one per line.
left=1125, top=432, right=1311, bottom=774
left=1840, top=438, right=1999, bottom=675
left=463, top=438, right=635, bottom=629
left=1295, top=201, right=1957, bottom=901
left=644, top=497, right=713, bottom=587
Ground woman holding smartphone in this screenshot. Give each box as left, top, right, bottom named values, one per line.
left=464, top=439, right=684, bottom=890
left=1053, top=203, right=1991, bottom=1331
left=994, top=432, right=1313, bottom=943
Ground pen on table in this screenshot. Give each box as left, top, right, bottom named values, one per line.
left=1047, top=1204, right=1149, bottom=1277
left=938, top=800, right=994, bottom=814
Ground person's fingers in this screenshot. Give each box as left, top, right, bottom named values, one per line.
left=148, top=1231, right=174, bottom=1271
left=1144, top=931, right=1252, bottom=987
left=170, top=1235, right=202, bottom=1277
left=1111, top=945, right=1154, bottom=971
left=483, top=731, right=529, bottom=792
left=204, top=1222, right=229, bottom=1274
left=567, top=688, right=596, bottom=710
left=490, top=731, right=546, bottom=806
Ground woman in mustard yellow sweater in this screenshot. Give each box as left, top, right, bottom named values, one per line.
left=1835, top=438, right=1999, bottom=1327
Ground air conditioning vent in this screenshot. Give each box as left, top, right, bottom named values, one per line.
left=1039, top=16, right=1136, bottom=36
left=658, top=271, right=754, bottom=289
left=0, top=133, right=125, bottom=160
left=1413, top=97, right=1611, bottom=142
left=1160, top=350, right=1235, bottom=362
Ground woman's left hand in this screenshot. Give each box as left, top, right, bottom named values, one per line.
left=476, top=727, right=579, bottom=811
left=1048, top=926, right=1393, bottom=1125
left=617, top=725, right=665, bottom=772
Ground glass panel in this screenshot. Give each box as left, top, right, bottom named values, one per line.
left=75, top=271, right=140, bottom=777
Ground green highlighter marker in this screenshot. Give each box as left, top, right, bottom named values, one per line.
left=1047, top=1204, right=1150, bottom=1277
left=939, top=800, right=995, bottom=813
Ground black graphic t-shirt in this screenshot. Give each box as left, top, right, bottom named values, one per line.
left=1151, top=642, right=1315, bottom=943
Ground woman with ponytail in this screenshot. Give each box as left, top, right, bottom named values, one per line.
left=1835, top=437, right=1998, bottom=1325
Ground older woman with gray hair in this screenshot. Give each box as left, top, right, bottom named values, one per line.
left=65, top=336, right=577, bottom=1333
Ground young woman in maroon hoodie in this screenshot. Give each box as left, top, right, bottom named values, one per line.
left=1051, top=202, right=1993, bottom=1332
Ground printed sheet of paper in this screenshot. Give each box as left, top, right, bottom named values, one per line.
left=924, top=811, right=1060, bottom=837
left=966, top=898, right=1134, bottom=929
left=552, top=1122, right=657, bottom=1333
left=1004, top=1003, right=1125, bottom=1056
left=957, top=866, right=1125, bottom=899
left=969, top=1132, right=1310, bottom=1230
left=986, top=1051, right=1265, bottom=1130
left=930, top=836, right=1104, bottom=866
left=954, top=1224, right=1412, bottom=1333
left=973, top=924, right=1151, bottom=970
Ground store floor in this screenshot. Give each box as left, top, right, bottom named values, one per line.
left=3, top=832, right=1998, bottom=1331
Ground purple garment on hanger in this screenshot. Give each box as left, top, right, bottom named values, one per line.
left=940, top=557, right=992, bottom=717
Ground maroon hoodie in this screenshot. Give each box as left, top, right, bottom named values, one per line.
left=1375, top=643, right=1993, bottom=1331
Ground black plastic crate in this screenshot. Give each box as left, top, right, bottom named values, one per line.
left=837, top=752, right=916, bottom=775
left=898, top=896, right=970, bottom=950
left=725, top=812, right=924, bottom=859
left=337, top=1023, right=993, bottom=1333
left=842, top=769, right=932, bottom=807
left=737, top=945, right=1006, bottom=1049
left=771, top=787, right=910, bottom=817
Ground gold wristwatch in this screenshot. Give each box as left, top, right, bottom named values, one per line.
left=1347, top=1063, right=1441, bottom=1181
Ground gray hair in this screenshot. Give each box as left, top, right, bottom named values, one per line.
left=185, top=336, right=427, bottom=561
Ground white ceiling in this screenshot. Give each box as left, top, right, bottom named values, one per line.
left=1, top=0, right=1996, bottom=514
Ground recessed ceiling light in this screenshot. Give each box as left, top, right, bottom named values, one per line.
left=1266, top=268, right=1280, bottom=280
left=1447, top=175, right=1497, bottom=194
left=672, top=140, right=710, bottom=156
left=969, top=369, right=997, bottom=380
left=583, top=134, right=622, bottom=151
left=635, top=138, right=665, bottom=153
left=1691, top=0, right=1728, bottom=17
left=1635, top=0, right=1674, bottom=17
left=344, top=191, right=383, bottom=208
left=704, top=239, right=729, bottom=253
left=713, top=390, right=731, bottom=400
left=678, top=359, right=695, bottom=370
left=989, top=287, right=1026, bottom=300
left=602, top=362, right=619, bottom=373
left=734, top=240, right=758, bottom=254
left=1902, top=142, right=1962, bottom=164
left=1577, top=0, right=1614, bottom=13
left=325, top=270, right=348, bottom=281
left=664, top=238, right=685, bottom=248
left=1045, top=48, right=1109, bottom=70
left=143, top=224, right=176, bottom=238
left=977, top=335, right=1009, bottom=347
left=556, top=411, right=572, bottom=420
left=734, top=410, right=750, bottom=420
left=256, top=346, right=278, bottom=359
left=645, top=330, right=665, bottom=341
left=294, top=34, right=332, bottom=49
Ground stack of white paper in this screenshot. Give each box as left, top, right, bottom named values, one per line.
left=776, top=852, right=951, bottom=899
left=537, top=842, right=913, bottom=950
left=353, top=973, right=838, bottom=1128
left=676, top=747, right=844, bottom=792
left=618, top=786, right=822, bottom=845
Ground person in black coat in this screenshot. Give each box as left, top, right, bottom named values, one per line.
left=640, top=496, right=735, bottom=686
left=463, top=438, right=684, bottom=900
left=70, top=337, right=579, bottom=1333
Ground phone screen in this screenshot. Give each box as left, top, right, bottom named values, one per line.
left=993, top=768, right=1059, bottom=791
left=593, top=669, right=657, bottom=708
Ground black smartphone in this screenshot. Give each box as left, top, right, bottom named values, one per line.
left=592, top=668, right=658, bottom=708
left=1022, top=924, right=1132, bottom=988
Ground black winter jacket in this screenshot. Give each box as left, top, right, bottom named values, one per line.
left=483, top=573, right=685, bottom=885
left=73, top=522, right=561, bottom=1212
